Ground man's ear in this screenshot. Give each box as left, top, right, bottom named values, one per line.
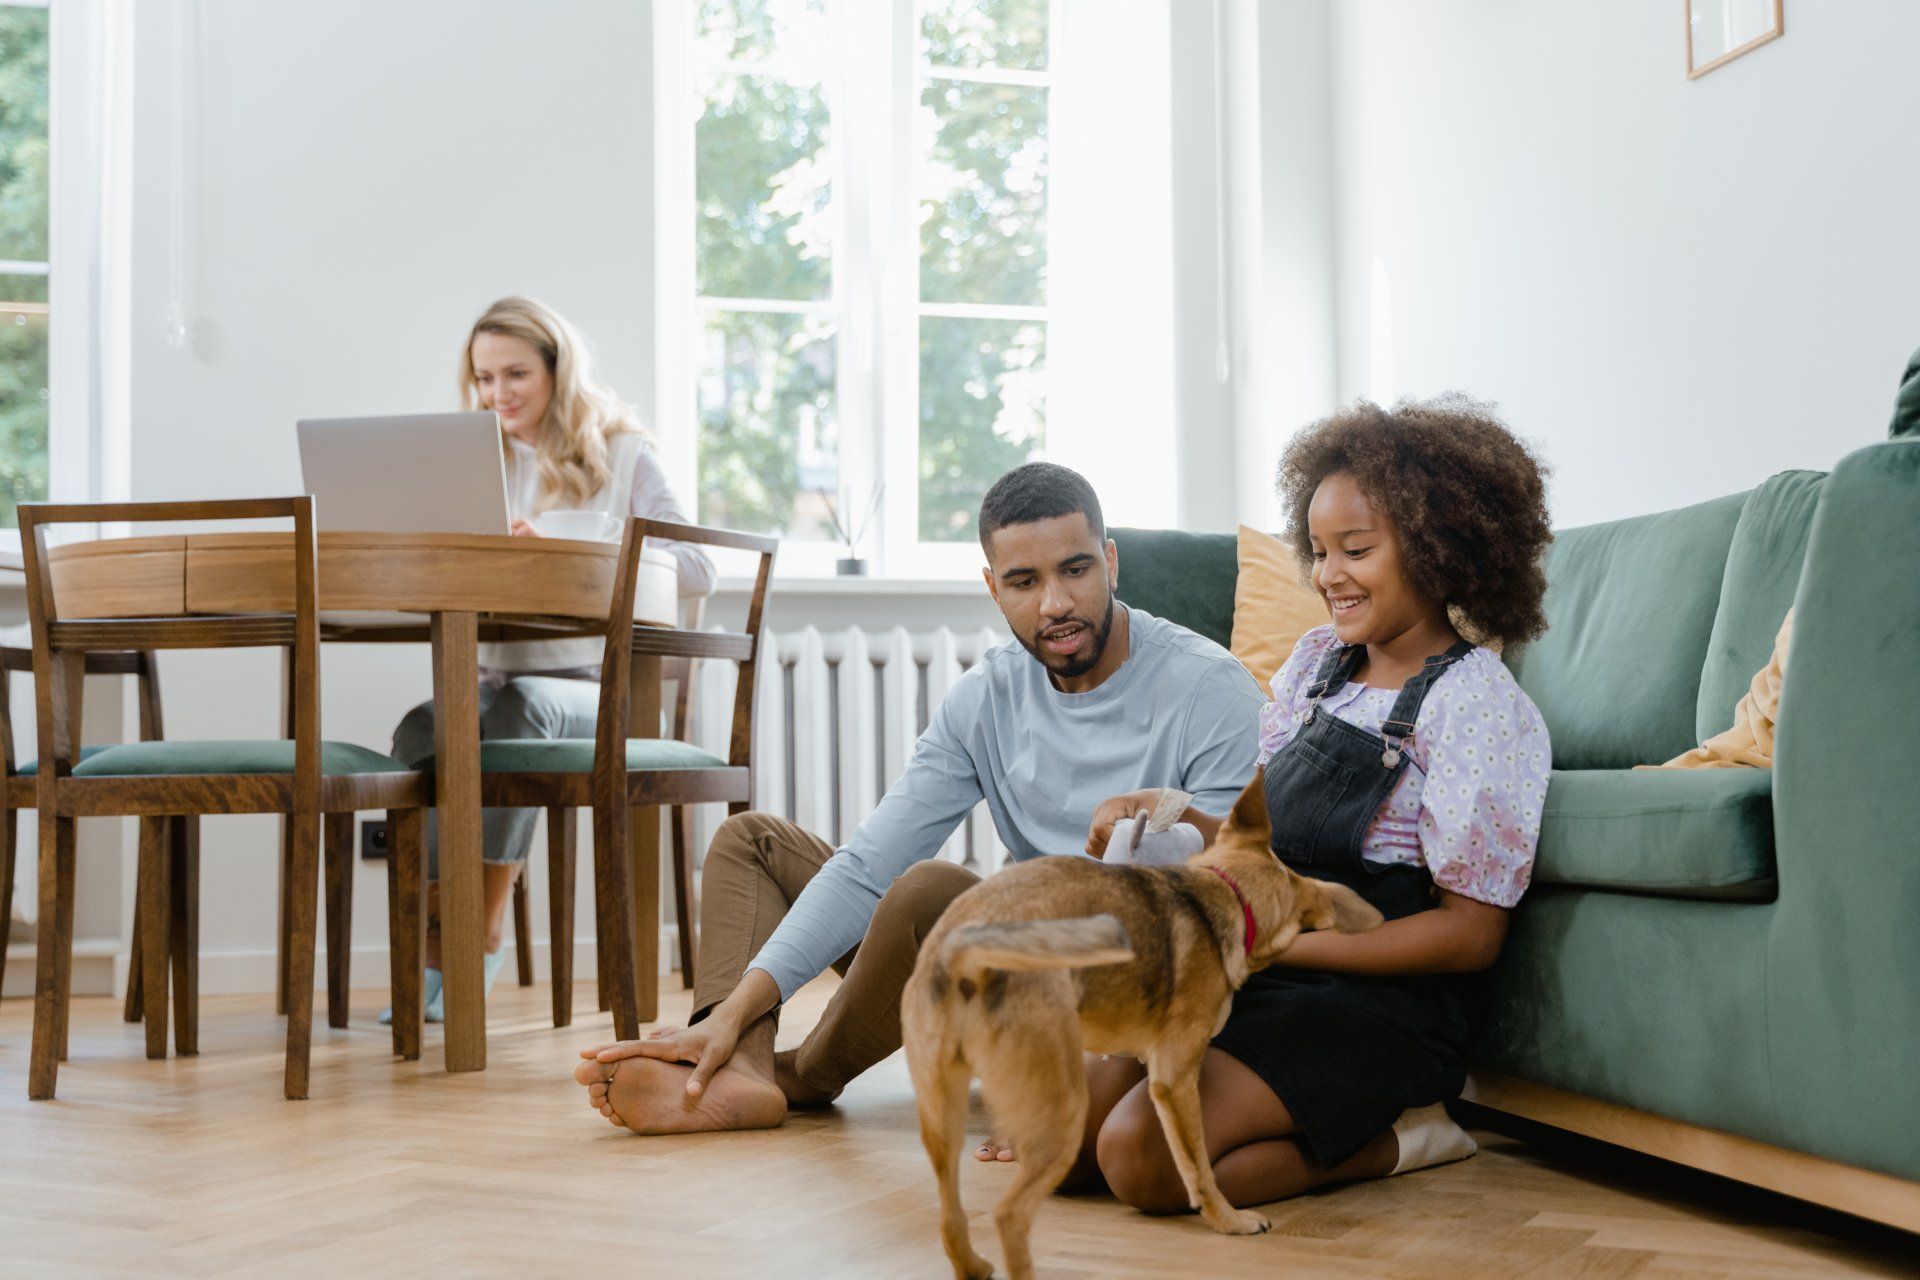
left=1105, top=537, right=1119, bottom=591
left=981, top=563, right=1000, bottom=608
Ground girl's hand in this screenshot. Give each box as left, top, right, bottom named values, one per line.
left=510, top=519, right=541, bottom=537
left=1086, top=790, right=1164, bottom=857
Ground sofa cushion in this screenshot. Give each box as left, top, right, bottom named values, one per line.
left=1109, top=527, right=1238, bottom=649
left=1533, top=768, right=1775, bottom=900
left=1695, top=471, right=1823, bottom=744
left=1506, top=492, right=1745, bottom=769
left=1228, top=525, right=1327, bottom=688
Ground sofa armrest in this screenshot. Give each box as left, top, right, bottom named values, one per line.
left=1765, top=437, right=1920, bottom=1174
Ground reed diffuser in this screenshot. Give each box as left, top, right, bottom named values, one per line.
left=818, top=483, right=884, bottom=576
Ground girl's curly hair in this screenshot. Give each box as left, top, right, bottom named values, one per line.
left=1277, top=395, right=1553, bottom=648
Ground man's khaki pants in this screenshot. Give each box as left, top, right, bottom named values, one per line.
left=690, top=811, right=979, bottom=1098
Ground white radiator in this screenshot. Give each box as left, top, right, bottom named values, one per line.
left=687, top=625, right=1011, bottom=875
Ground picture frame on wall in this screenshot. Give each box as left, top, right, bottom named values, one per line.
left=1687, top=0, right=1784, bottom=79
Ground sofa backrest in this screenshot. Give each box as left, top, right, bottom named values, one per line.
left=1694, top=470, right=1825, bottom=742
left=1507, top=492, right=1748, bottom=769
left=1109, top=527, right=1239, bottom=649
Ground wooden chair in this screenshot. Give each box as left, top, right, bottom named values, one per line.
left=19, top=497, right=432, bottom=1101
left=0, top=645, right=172, bottom=1005
left=479, top=520, right=773, bottom=1034
left=507, top=599, right=710, bottom=998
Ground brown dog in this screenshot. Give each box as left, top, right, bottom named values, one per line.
left=900, top=774, right=1383, bottom=1280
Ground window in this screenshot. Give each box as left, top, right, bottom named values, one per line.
left=666, top=0, right=1058, bottom=576
left=0, top=1, right=50, bottom=528
left=910, top=0, right=1049, bottom=543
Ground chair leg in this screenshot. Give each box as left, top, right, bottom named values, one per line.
left=632, top=807, right=660, bottom=1026
left=546, top=807, right=576, bottom=1028
left=595, top=826, right=611, bottom=1015
left=591, top=803, right=638, bottom=1041
left=135, top=817, right=172, bottom=1060
left=123, top=903, right=145, bottom=1023
left=169, top=816, right=200, bottom=1057
left=672, top=804, right=697, bottom=990
left=324, top=812, right=354, bottom=1029
left=283, top=810, right=321, bottom=1100
left=595, top=907, right=612, bottom=1013
left=276, top=814, right=293, bottom=1016
left=387, top=808, right=424, bottom=1061
left=512, top=863, right=534, bottom=988
left=0, top=806, right=15, bottom=997
left=26, top=814, right=76, bottom=1099
left=52, top=817, right=78, bottom=1064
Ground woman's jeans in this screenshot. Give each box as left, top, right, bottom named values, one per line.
left=390, top=667, right=599, bottom=879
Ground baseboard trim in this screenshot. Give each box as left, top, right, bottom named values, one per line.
left=2, top=932, right=682, bottom=1000
left=1461, top=1072, right=1920, bottom=1235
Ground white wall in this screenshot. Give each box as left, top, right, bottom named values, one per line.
left=32, top=0, right=1917, bottom=996
left=115, top=0, right=657, bottom=990
left=1326, top=0, right=1920, bottom=528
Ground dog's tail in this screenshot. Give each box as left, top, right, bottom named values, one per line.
left=940, top=915, right=1134, bottom=989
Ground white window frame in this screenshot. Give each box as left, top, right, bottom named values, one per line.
left=656, top=0, right=1060, bottom=581
left=0, top=0, right=130, bottom=550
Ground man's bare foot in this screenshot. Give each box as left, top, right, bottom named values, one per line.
left=974, top=1135, right=1016, bottom=1163
left=772, top=1048, right=839, bottom=1109
left=572, top=1052, right=786, bottom=1135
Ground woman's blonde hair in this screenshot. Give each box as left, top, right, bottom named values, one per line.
left=459, top=295, right=648, bottom=511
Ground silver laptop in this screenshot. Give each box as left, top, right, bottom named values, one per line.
left=296, top=411, right=510, bottom=534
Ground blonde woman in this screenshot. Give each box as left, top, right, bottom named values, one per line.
left=385, top=296, right=714, bottom=1022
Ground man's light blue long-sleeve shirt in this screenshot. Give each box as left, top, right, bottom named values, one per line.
left=747, top=607, right=1266, bottom=1001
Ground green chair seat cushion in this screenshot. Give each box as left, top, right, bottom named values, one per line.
left=1532, top=768, right=1775, bottom=900
left=16, top=745, right=111, bottom=775
left=70, top=740, right=412, bottom=777
left=474, top=738, right=728, bottom=774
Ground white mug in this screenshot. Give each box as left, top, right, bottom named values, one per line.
left=531, top=509, right=622, bottom=542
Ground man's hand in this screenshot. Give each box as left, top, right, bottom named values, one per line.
left=580, top=1018, right=741, bottom=1098
left=1085, top=790, right=1166, bottom=857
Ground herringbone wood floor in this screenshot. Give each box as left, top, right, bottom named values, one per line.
left=1, top=977, right=1914, bottom=1279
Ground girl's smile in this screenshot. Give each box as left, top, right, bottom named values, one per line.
left=1307, top=471, right=1458, bottom=685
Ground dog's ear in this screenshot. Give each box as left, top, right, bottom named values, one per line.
left=1303, top=879, right=1384, bottom=934
left=1219, top=769, right=1270, bottom=842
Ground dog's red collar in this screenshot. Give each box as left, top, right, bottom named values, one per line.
left=1205, top=866, right=1257, bottom=956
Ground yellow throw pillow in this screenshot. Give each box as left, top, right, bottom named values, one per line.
left=1644, top=609, right=1793, bottom=770
left=1230, top=525, right=1328, bottom=690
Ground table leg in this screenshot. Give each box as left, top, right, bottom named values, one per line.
left=432, top=612, right=485, bottom=1072
left=629, top=652, right=662, bottom=1023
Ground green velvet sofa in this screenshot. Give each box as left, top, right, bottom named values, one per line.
left=1109, top=431, right=1920, bottom=1231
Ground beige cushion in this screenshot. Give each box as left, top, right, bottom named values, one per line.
left=1228, top=525, right=1327, bottom=690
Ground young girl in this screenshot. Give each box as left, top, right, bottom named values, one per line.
left=384, top=296, right=714, bottom=1022
left=1066, top=395, right=1553, bottom=1209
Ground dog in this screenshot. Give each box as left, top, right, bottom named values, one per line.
left=900, top=773, right=1383, bottom=1280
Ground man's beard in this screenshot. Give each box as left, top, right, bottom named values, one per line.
left=1015, top=590, right=1116, bottom=681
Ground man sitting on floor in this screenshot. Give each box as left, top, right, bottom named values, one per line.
left=571, top=462, right=1264, bottom=1134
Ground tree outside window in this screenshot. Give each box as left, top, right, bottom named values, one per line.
left=0, top=1, right=50, bottom=528
left=687, top=0, right=1051, bottom=562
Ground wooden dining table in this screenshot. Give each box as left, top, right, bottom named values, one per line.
left=10, top=530, right=678, bottom=1072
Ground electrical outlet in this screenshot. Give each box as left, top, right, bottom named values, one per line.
left=361, top=819, right=390, bottom=860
